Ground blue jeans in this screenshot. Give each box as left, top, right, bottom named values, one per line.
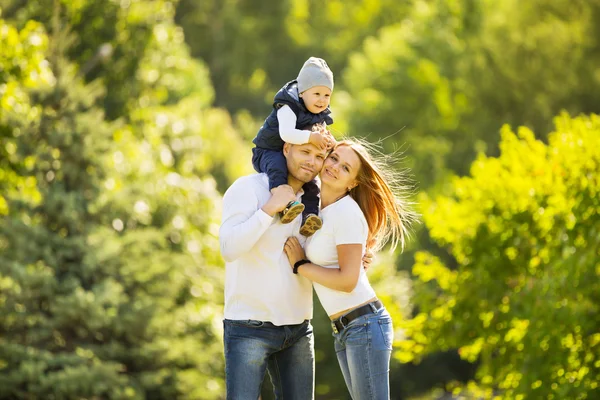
left=223, top=319, right=315, bottom=400
left=333, top=306, right=393, bottom=399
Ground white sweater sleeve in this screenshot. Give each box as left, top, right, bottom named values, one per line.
left=277, top=105, right=311, bottom=145
left=219, top=178, right=274, bottom=262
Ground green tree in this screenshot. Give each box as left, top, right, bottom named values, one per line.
left=0, top=13, right=144, bottom=397
left=2, top=0, right=252, bottom=190
left=0, top=1, right=251, bottom=398
left=401, top=113, right=600, bottom=399
left=339, top=0, right=600, bottom=189
left=174, top=0, right=411, bottom=115
left=0, top=15, right=51, bottom=215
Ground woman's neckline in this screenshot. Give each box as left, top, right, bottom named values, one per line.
left=321, top=193, right=348, bottom=211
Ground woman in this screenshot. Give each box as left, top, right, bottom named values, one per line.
left=284, top=139, right=416, bottom=399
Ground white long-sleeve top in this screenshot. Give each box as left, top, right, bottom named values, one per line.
left=277, top=105, right=312, bottom=145
left=219, top=173, right=313, bottom=325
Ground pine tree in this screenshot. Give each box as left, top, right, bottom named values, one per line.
left=1, top=3, right=227, bottom=398
left=0, top=6, right=134, bottom=397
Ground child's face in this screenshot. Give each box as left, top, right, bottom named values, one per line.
left=300, top=85, right=332, bottom=114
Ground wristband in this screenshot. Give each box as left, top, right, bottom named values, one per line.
left=293, top=259, right=310, bottom=274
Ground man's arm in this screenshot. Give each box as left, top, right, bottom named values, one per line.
left=219, top=181, right=296, bottom=262
left=219, top=180, right=272, bottom=262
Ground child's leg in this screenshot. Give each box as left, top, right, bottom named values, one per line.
left=252, top=148, right=288, bottom=189
left=300, top=180, right=322, bottom=237
left=301, top=179, right=320, bottom=217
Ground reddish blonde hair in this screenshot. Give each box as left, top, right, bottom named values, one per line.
left=335, top=139, right=417, bottom=252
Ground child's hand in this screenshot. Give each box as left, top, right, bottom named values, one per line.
left=309, top=131, right=328, bottom=151
left=311, top=123, right=336, bottom=150
left=323, top=130, right=337, bottom=150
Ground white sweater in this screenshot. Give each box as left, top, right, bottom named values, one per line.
left=219, top=173, right=313, bottom=325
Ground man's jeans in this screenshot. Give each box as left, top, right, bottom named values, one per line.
left=223, top=319, right=315, bottom=400
left=334, top=307, right=393, bottom=399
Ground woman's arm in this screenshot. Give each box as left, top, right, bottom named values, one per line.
left=284, top=238, right=362, bottom=293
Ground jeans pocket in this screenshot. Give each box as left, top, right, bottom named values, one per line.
left=377, top=318, right=394, bottom=350
left=344, top=322, right=369, bottom=346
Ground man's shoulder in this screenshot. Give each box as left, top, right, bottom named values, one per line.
left=228, top=173, right=269, bottom=193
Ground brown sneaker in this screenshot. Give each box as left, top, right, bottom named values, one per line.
left=300, top=214, right=322, bottom=237
left=280, top=201, right=305, bottom=224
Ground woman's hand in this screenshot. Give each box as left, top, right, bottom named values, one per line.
left=284, top=237, right=306, bottom=269
left=362, top=248, right=375, bottom=271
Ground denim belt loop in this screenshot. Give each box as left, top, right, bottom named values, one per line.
left=369, top=301, right=378, bottom=313
left=331, top=320, right=340, bottom=334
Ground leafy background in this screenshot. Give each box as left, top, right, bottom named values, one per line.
left=0, top=0, right=598, bottom=399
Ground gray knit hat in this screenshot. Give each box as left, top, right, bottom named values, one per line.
left=297, top=57, right=334, bottom=94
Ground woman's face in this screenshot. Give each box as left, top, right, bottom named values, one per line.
left=321, top=145, right=361, bottom=193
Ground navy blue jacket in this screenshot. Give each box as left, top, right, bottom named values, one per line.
left=252, top=80, right=333, bottom=151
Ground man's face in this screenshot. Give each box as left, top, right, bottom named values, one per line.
left=283, top=142, right=328, bottom=183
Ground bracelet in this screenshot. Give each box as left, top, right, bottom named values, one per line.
left=293, top=259, right=310, bottom=274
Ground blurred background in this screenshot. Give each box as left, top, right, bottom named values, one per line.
left=0, top=0, right=598, bottom=399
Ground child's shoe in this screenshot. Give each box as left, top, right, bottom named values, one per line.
left=280, top=201, right=305, bottom=224
left=300, top=214, right=322, bottom=237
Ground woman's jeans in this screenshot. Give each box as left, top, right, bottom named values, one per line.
left=223, top=319, right=315, bottom=400
left=333, top=306, right=393, bottom=399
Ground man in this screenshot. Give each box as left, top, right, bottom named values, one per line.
left=219, top=141, right=328, bottom=399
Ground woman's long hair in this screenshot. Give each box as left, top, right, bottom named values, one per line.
left=336, top=139, right=418, bottom=252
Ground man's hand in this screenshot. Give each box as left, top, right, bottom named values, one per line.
left=262, top=185, right=296, bottom=217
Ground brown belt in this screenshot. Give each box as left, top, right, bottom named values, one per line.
left=331, top=300, right=383, bottom=334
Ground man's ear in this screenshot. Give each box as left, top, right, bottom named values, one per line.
left=283, top=142, right=291, bottom=157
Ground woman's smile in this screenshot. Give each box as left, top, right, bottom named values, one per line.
left=324, top=168, right=337, bottom=179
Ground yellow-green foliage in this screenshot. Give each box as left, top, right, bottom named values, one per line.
left=401, top=113, right=600, bottom=398
left=0, top=19, right=51, bottom=215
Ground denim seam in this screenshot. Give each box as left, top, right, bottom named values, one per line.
left=270, top=353, right=283, bottom=398
left=378, top=319, right=392, bottom=349
left=367, top=320, right=374, bottom=398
